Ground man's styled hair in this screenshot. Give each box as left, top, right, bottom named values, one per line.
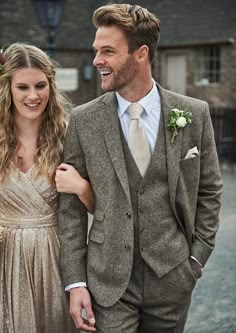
left=93, top=3, right=160, bottom=63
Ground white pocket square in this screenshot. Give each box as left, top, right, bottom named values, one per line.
left=184, top=146, right=199, bottom=160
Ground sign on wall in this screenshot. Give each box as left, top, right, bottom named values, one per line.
left=55, top=68, right=79, bottom=91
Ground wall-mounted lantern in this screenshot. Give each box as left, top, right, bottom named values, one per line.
left=32, top=0, right=66, bottom=57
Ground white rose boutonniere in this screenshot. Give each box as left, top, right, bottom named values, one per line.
left=168, top=108, right=192, bottom=143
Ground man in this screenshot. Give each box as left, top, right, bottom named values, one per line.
left=58, top=4, right=223, bottom=333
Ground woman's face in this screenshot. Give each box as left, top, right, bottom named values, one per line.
left=11, top=67, right=50, bottom=123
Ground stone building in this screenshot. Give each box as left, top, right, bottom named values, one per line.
left=2, top=0, right=236, bottom=162
left=154, top=0, right=236, bottom=110
left=1, top=0, right=235, bottom=109
left=1, top=0, right=100, bottom=106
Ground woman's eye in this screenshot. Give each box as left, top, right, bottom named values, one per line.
left=18, top=86, right=28, bottom=90
left=36, top=84, right=47, bottom=89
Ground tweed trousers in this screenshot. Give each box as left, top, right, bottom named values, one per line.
left=92, top=256, right=195, bottom=333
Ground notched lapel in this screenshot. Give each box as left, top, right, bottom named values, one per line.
left=102, top=94, right=131, bottom=205
left=160, top=88, right=183, bottom=209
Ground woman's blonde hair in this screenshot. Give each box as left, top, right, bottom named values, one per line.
left=0, top=43, right=71, bottom=183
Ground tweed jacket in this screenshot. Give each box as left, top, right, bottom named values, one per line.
left=58, top=83, right=223, bottom=307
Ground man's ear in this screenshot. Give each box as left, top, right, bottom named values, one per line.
left=135, top=45, right=149, bottom=63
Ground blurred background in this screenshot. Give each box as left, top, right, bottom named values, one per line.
left=1, top=0, right=236, bottom=167
left=1, top=1, right=236, bottom=332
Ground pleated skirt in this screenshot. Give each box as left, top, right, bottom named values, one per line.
left=0, top=225, right=77, bottom=333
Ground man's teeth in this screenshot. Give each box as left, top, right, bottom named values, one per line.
left=100, top=71, right=111, bottom=75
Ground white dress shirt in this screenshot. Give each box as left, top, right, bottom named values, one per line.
left=116, top=80, right=161, bottom=153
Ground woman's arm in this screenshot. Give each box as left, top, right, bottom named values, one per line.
left=55, top=163, right=95, bottom=214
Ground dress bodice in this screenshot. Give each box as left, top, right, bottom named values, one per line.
left=0, top=165, right=58, bottom=228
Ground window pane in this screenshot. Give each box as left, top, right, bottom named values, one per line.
left=195, top=46, right=221, bottom=85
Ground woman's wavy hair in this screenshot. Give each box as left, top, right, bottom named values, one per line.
left=0, top=43, right=71, bottom=183
left=93, top=4, right=160, bottom=63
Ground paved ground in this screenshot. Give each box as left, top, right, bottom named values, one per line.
left=184, top=168, right=236, bottom=333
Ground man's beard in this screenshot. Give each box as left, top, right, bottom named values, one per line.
left=102, top=56, right=135, bottom=93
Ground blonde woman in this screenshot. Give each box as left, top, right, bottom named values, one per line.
left=0, top=43, right=94, bottom=333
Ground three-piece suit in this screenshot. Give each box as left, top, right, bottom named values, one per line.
left=58, top=83, right=223, bottom=331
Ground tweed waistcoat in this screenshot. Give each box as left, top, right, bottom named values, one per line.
left=121, top=112, right=184, bottom=272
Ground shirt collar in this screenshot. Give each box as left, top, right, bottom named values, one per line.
left=116, top=80, right=160, bottom=119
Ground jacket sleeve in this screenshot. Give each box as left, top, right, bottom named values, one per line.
left=191, top=102, right=223, bottom=266
left=58, top=110, right=89, bottom=285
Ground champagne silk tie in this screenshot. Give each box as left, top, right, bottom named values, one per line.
left=128, top=103, right=151, bottom=177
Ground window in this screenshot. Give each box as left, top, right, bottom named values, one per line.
left=195, top=46, right=221, bottom=85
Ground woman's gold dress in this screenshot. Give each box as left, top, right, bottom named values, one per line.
left=0, top=165, right=76, bottom=333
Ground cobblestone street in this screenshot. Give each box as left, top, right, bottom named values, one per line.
left=185, top=169, right=236, bottom=333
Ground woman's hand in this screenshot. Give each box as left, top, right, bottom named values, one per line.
left=55, top=163, right=95, bottom=214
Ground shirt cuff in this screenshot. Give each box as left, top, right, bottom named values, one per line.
left=190, top=255, right=203, bottom=267
left=65, top=282, right=87, bottom=291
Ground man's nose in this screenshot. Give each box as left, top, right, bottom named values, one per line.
left=93, top=53, right=105, bottom=67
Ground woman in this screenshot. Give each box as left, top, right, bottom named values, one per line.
left=0, top=43, right=94, bottom=333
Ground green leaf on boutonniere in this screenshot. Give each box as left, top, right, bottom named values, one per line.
left=168, top=108, right=192, bottom=143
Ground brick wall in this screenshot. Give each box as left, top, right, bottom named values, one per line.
left=187, top=43, right=236, bottom=108
left=156, top=42, right=236, bottom=110
left=54, top=49, right=97, bottom=106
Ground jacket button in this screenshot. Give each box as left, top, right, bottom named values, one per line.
left=126, top=212, right=131, bottom=219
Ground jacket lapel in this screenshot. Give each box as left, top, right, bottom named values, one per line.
left=158, top=85, right=183, bottom=212
left=98, top=86, right=185, bottom=212
left=101, top=93, right=132, bottom=206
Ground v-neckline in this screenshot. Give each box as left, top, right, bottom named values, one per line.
left=11, top=161, right=34, bottom=175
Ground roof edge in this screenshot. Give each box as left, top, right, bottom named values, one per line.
left=158, top=37, right=235, bottom=49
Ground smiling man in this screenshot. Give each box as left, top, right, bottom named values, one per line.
left=58, top=4, right=223, bottom=333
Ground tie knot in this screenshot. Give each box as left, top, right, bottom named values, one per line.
left=128, top=103, right=144, bottom=120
